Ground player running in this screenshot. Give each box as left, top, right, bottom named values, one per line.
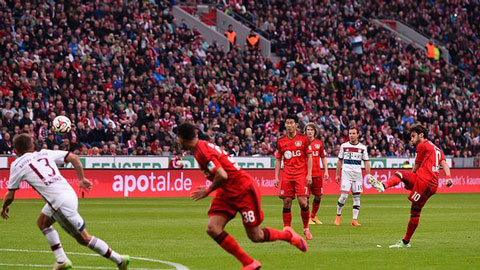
left=335, top=126, right=371, bottom=226
left=177, top=123, right=307, bottom=270
left=274, top=114, right=314, bottom=240
left=368, top=123, right=453, bottom=248
left=1, top=134, right=130, bottom=270
left=304, top=123, right=329, bottom=225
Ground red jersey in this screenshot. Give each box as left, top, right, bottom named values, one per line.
left=275, top=133, right=311, bottom=180
left=194, top=140, right=253, bottom=198
left=415, top=140, right=446, bottom=185
left=308, top=139, right=326, bottom=178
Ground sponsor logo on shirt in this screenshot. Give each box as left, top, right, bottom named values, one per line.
left=284, top=150, right=301, bottom=159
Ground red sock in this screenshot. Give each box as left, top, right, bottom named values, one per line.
left=262, top=227, right=292, bottom=242
left=384, top=174, right=402, bottom=189
left=282, top=208, right=292, bottom=227
left=301, top=206, right=310, bottom=229
left=215, top=232, right=253, bottom=266
left=404, top=205, right=422, bottom=242
left=403, top=216, right=420, bottom=242
left=311, top=199, right=321, bottom=218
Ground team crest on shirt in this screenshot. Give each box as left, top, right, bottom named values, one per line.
left=315, top=144, right=320, bottom=149
left=295, top=141, right=302, bottom=147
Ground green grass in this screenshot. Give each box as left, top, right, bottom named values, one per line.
left=1, top=194, right=480, bottom=269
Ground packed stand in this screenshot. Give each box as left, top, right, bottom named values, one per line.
left=0, top=0, right=479, bottom=158
left=359, top=0, right=479, bottom=77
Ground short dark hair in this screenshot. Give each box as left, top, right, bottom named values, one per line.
left=177, top=123, right=196, bottom=140
left=285, top=114, right=298, bottom=123
left=411, top=123, right=428, bottom=138
left=13, top=133, right=33, bottom=154
left=349, top=126, right=359, bottom=133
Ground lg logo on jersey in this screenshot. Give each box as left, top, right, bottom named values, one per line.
left=284, top=150, right=301, bottom=159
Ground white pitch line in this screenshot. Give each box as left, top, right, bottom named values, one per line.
left=0, top=263, right=164, bottom=269
left=0, top=249, right=190, bottom=270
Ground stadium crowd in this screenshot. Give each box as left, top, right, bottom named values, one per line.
left=361, top=0, right=479, bottom=77
left=0, top=0, right=479, bottom=158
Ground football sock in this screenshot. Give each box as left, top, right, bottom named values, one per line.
left=404, top=205, right=422, bottom=242
left=88, top=236, right=122, bottom=265
left=300, top=205, right=310, bottom=229
left=214, top=231, right=253, bottom=266
left=262, top=227, right=292, bottom=242
left=42, top=226, right=68, bottom=263
left=311, top=198, right=321, bottom=218
left=384, top=173, right=402, bottom=188
left=337, top=193, right=348, bottom=215
left=282, top=208, right=292, bottom=227
left=352, top=194, right=360, bottom=220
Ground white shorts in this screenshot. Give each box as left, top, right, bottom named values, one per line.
left=42, top=198, right=85, bottom=237
left=340, top=178, right=363, bottom=193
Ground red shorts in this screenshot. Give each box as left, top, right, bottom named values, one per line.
left=280, top=176, right=309, bottom=198
left=310, top=177, right=323, bottom=196
left=399, top=171, right=437, bottom=207
left=208, top=184, right=264, bottom=227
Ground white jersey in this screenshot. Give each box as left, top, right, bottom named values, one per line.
left=8, top=150, right=76, bottom=210
left=338, top=141, right=369, bottom=181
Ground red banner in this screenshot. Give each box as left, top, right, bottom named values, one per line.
left=0, top=169, right=479, bottom=199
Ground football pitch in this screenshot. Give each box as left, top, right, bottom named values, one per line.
left=1, top=194, right=479, bottom=270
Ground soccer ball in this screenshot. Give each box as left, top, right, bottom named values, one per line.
left=52, top=116, right=72, bottom=134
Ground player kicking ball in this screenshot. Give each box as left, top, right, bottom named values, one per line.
left=335, top=126, right=371, bottom=226
left=1, top=134, right=130, bottom=270
left=304, top=123, right=329, bottom=225
left=177, top=123, right=307, bottom=270
left=368, top=124, right=453, bottom=248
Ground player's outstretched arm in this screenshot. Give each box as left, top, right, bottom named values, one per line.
left=191, top=167, right=228, bottom=201
left=1, top=190, right=16, bottom=220
left=440, top=160, right=453, bottom=187
left=65, top=153, right=92, bottom=192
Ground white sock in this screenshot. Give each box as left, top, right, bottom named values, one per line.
left=88, top=236, right=122, bottom=265
left=353, top=194, right=361, bottom=220
left=337, top=193, right=348, bottom=215
left=42, top=226, right=69, bottom=263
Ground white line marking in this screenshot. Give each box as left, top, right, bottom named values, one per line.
left=0, top=249, right=190, bottom=270
left=0, top=263, right=164, bottom=269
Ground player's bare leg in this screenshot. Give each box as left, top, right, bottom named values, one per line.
left=297, top=196, right=312, bottom=240
left=75, top=229, right=130, bottom=269
left=309, top=195, right=323, bottom=225
left=282, top=197, right=293, bottom=228
left=207, top=215, right=257, bottom=269
left=37, top=214, right=72, bottom=270
left=245, top=225, right=307, bottom=253
left=351, top=192, right=361, bottom=226
left=335, top=192, right=348, bottom=226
